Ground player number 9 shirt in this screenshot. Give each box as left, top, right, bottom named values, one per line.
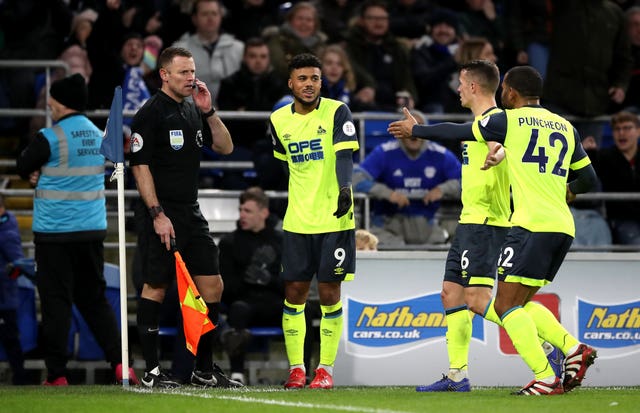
left=270, top=98, right=359, bottom=234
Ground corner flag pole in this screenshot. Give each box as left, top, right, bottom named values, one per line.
left=115, top=161, right=130, bottom=386
left=100, top=87, right=130, bottom=386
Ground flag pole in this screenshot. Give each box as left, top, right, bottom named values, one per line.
left=115, top=161, right=130, bottom=386
left=101, top=86, right=130, bottom=386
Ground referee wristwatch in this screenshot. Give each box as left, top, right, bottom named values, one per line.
left=149, top=205, right=164, bottom=219
left=202, top=107, right=216, bottom=118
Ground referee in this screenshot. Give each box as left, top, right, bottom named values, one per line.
left=270, top=53, right=360, bottom=389
left=129, top=46, right=241, bottom=388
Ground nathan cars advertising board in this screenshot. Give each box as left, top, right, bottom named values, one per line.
left=335, top=251, right=640, bottom=387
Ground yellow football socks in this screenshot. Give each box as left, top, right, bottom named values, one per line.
left=502, top=306, right=555, bottom=380
left=319, top=301, right=343, bottom=367
left=282, top=300, right=306, bottom=367
left=445, top=306, right=472, bottom=372
left=524, top=301, right=579, bottom=356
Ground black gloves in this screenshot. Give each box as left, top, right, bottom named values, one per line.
left=333, top=187, right=352, bottom=218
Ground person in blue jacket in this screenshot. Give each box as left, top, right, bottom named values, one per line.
left=0, top=193, right=27, bottom=384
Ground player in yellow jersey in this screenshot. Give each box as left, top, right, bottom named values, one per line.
left=389, top=65, right=599, bottom=395
left=391, top=61, right=565, bottom=392
left=392, top=60, right=510, bottom=392
left=269, top=53, right=360, bottom=389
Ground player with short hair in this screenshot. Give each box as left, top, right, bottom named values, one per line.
left=130, top=46, right=241, bottom=389
left=391, top=65, right=599, bottom=395
left=393, top=60, right=510, bottom=391
left=270, top=53, right=359, bottom=389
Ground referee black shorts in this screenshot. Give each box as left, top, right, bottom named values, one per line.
left=281, top=229, right=355, bottom=283
left=135, top=200, right=219, bottom=286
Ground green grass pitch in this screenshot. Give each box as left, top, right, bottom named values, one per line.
left=1, top=385, right=638, bottom=413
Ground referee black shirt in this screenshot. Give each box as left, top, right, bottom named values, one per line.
left=129, top=90, right=213, bottom=203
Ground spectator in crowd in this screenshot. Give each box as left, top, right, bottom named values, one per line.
left=216, top=37, right=288, bottom=189
left=316, top=0, right=360, bottom=44
left=61, top=8, right=97, bottom=80
left=353, top=111, right=461, bottom=246
left=455, top=36, right=497, bottom=65
left=611, top=0, right=639, bottom=11
left=355, top=228, right=379, bottom=250
left=16, top=74, right=137, bottom=386
left=223, top=0, right=280, bottom=42
left=621, top=6, right=640, bottom=113
left=566, top=182, right=612, bottom=247
left=543, top=0, right=632, bottom=147
left=345, top=0, right=417, bottom=112
left=217, top=37, right=288, bottom=167
left=411, top=9, right=461, bottom=114
left=28, top=8, right=98, bottom=139
left=388, top=0, right=439, bottom=43
left=0, top=0, right=72, bottom=150
left=86, top=1, right=154, bottom=113
left=503, top=0, right=552, bottom=78
left=118, top=0, right=163, bottom=39
left=585, top=111, right=640, bottom=245
left=218, top=187, right=284, bottom=385
left=319, top=44, right=368, bottom=111
left=155, top=0, right=196, bottom=47
left=173, top=0, right=244, bottom=102
left=263, top=1, right=328, bottom=80
left=0, top=194, right=27, bottom=385
left=457, top=0, right=504, bottom=67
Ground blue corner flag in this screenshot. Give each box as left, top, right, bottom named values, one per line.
left=100, top=86, right=124, bottom=163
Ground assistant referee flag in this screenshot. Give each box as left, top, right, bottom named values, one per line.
left=174, top=247, right=214, bottom=355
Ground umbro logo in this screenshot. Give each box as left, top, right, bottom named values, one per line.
left=283, top=133, right=291, bottom=141
left=393, top=169, right=403, bottom=177
left=317, top=125, right=326, bottom=135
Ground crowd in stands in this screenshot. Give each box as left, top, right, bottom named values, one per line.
left=1, top=0, right=639, bottom=246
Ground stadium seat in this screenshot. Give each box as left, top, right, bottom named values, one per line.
left=245, top=327, right=284, bottom=355
left=73, top=263, right=122, bottom=360
left=363, top=112, right=395, bottom=154
left=0, top=276, right=38, bottom=360
left=198, top=197, right=239, bottom=234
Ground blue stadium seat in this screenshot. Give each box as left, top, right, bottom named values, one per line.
left=246, top=327, right=284, bottom=355
left=0, top=276, right=38, bottom=360
left=363, top=112, right=395, bottom=154
left=73, top=263, right=122, bottom=360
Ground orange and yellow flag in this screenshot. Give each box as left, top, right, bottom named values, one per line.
left=174, top=250, right=214, bottom=355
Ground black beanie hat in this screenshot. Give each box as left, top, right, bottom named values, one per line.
left=430, top=9, right=459, bottom=34
left=50, top=73, right=88, bottom=111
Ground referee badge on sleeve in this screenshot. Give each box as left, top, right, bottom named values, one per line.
left=131, top=133, right=143, bottom=153
left=343, top=121, right=356, bottom=136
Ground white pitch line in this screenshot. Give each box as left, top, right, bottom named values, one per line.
left=128, top=387, right=412, bottom=413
